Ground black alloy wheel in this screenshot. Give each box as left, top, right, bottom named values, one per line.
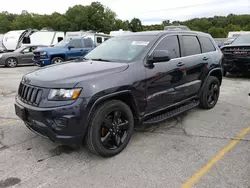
left=199, top=76, right=220, bottom=109
left=85, top=100, right=134, bottom=157
left=207, top=82, right=219, bottom=106
left=100, top=110, right=129, bottom=150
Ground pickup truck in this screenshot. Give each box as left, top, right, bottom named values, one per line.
left=33, top=37, right=95, bottom=66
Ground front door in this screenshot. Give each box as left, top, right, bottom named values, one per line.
left=145, top=35, right=187, bottom=113
left=20, top=47, right=34, bottom=64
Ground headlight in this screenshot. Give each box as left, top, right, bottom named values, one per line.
left=48, top=88, right=82, bottom=100
left=0, top=54, right=2, bottom=58
left=40, top=52, right=47, bottom=55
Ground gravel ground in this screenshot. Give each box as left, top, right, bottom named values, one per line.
left=0, top=66, right=249, bottom=188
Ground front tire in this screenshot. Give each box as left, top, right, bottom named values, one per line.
left=51, top=57, right=64, bottom=64
left=199, top=76, right=220, bottom=109
left=85, top=100, right=134, bottom=157
left=5, top=57, right=18, bottom=68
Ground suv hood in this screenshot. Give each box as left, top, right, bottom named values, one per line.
left=23, top=60, right=129, bottom=88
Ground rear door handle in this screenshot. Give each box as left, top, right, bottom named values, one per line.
left=203, top=57, right=209, bottom=61
left=177, top=62, right=185, bottom=67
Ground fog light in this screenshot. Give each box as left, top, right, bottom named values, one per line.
left=54, top=118, right=68, bottom=127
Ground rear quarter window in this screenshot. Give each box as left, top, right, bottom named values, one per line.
left=199, top=36, right=216, bottom=53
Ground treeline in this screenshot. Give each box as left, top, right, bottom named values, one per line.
left=0, top=1, right=250, bottom=38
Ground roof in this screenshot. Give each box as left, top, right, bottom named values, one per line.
left=119, top=30, right=211, bottom=37
left=21, top=44, right=48, bottom=47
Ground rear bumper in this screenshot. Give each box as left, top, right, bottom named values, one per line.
left=15, top=96, right=90, bottom=146
left=223, top=58, right=250, bottom=73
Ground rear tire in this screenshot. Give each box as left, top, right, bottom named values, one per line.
left=51, top=57, right=64, bottom=64
left=199, top=76, right=220, bottom=109
left=85, top=100, right=134, bottom=157
left=5, top=57, right=18, bottom=68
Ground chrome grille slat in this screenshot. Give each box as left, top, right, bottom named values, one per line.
left=18, top=82, right=42, bottom=106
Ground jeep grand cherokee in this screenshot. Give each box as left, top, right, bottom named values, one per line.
left=15, top=30, right=223, bottom=157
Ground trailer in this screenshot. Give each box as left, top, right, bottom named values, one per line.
left=65, top=31, right=110, bottom=46
left=2, top=29, right=65, bottom=52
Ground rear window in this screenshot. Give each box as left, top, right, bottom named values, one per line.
left=69, top=39, right=83, bottom=48
left=181, top=36, right=201, bottom=57
left=199, top=36, right=216, bottom=53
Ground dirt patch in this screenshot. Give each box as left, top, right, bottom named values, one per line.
left=0, top=177, right=21, bottom=188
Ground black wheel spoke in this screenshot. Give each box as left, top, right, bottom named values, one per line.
left=114, top=110, right=122, bottom=124
left=101, top=131, right=112, bottom=146
left=114, top=134, right=121, bottom=147
left=117, top=120, right=129, bottom=130
left=103, top=116, right=113, bottom=128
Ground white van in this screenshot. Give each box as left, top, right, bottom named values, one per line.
left=65, top=31, right=110, bottom=46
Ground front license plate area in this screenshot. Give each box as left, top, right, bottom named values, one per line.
left=15, top=104, right=27, bottom=121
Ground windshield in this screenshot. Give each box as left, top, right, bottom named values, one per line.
left=54, top=38, right=71, bottom=48
left=85, top=35, right=154, bottom=62
left=232, top=34, right=250, bottom=45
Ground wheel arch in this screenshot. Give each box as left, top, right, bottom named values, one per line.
left=50, top=54, right=65, bottom=61
left=87, top=91, right=140, bottom=124
left=199, top=68, right=222, bottom=96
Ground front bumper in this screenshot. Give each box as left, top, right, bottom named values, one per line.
left=33, top=58, right=51, bottom=66
left=15, top=96, right=89, bottom=146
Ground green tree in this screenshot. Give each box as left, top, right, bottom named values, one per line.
left=208, top=27, right=226, bottom=38
left=129, top=18, right=142, bottom=32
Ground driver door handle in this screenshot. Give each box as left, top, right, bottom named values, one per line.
left=203, top=57, right=209, bottom=61
left=177, top=62, right=185, bottom=67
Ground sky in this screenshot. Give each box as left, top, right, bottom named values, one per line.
left=0, top=0, right=249, bottom=25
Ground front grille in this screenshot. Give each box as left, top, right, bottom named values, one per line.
left=18, top=82, right=43, bottom=106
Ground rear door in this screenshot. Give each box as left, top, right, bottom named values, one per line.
left=82, top=38, right=94, bottom=56
left=177, top=34, right=206, bottom=100
left=67, top=39, right=84, bottom=60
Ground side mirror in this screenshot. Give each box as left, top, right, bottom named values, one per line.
left=150, top=50, right=170, bottom=63
left=68, top=45, right=75, bottom=50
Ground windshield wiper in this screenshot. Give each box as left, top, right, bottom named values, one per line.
left=91, top=58, right=111, bottom=62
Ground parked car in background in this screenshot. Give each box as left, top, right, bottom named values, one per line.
left=33, top=37, right=95, bottom=66
left=223, top=37, right=236, bottom=46
left=15, top=30, right=223, bottom=157
left=0, top=45, right=47, bottom=67
left=221, top=33, right=250, bottom=76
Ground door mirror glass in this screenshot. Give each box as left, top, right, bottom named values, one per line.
left=149, top=50, right=170, bottom=64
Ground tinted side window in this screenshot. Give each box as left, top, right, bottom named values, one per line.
left=199, top=36, right=216, bottom=53
left=182, top=36, right=201, bottom=56
left=69, top=39, right=83, bottom=48
left=154, top=35, right=180, bottom=59
left=83, top=38, right=93, bottom=48
left=96, top=37, right=102, bottom=44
